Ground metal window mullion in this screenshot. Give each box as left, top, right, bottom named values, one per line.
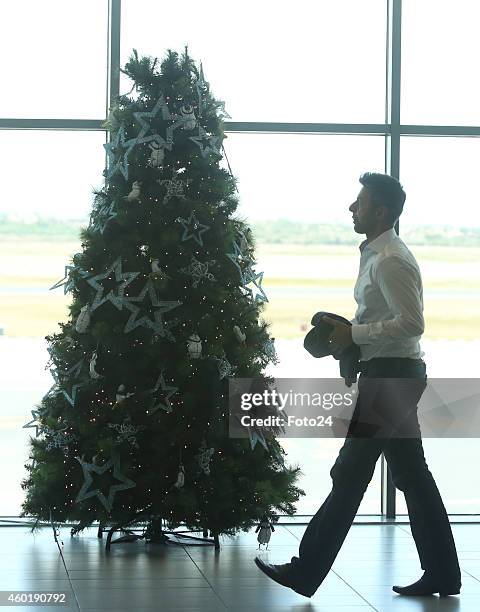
left=0, top=119, right=105, bottom=130
left=387, top=0, right=402, bottom=181
left=400, top=125, right=480, bottom=136
left=107, top=0, right=121, bottom=112
left=223, top=122, right=389, bottom=134
left=2, top=118, right=480, bottom=136
left=382, top=0, right=403, bottom=521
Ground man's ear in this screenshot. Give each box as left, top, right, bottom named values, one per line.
left=377, top=204, right=389, bottom=222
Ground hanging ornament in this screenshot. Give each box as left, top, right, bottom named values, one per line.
left=50, top=263, right=88, bottom=295
left=173, top=463, right=185, bottom=488
left=86, top=257, right=140, bottom=312
left=102, top=107, right=120, bottom=131
left=195, top=62, right=208, bottom=116
left=255, top=515, right=275, bottom=550
left=103, top=125, right=139, bottom=181
left=147, top=371, right=178, bottom=415
left=50, top=359, right=85, bottom=407
left=214, top=353, right=233, bottom=379
left=176, top=211, right=210, bottom=246
left=189, top=126, right=222, bottom=159
left=179, top=104, right=197, bottom=130
left=238, top=229, right=249, bottom=252
left=89, top=350, right=103, bottom=380
left=233, top=325, right=246, bottom=343
left=75, top=305, right=91, bottom=333
left=148, top=141, right=165, bottom=167
left=124, top=180, right=142, bottom=202
left=151, top=258, right=161, bottom=273
left=195, top=438, right=215, bottom=475
left=248, top=427, right=269, bottom=452
left=179, top=256, right=216, bottom=289
left=108, top=418, right=144, bottom=449
left=149, top=258, right=170, bottom=282
left=22, top=409, right=43, bottom=437
left=242, top=266, right=269, bottom=303
left=43, top=426, right=76, bottom=456
left=226, top=240, right=253, bottom=283
left=122, top=279, right=182, bottom=336
left=216, top=100, right=232, bottom=120
left=187, top=333, right=202, bottom=359
left=133, top=94, right=180, bottom=149
left=89, top=199, right=118, bottom=234
left=114, top=384, right=134, bottom=407
left=158, top=174, right=192, bottom=204
left=74, top=454, right=136, bottom=513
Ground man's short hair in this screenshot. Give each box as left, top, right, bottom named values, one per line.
left=359, top=172, right=406, bottom=225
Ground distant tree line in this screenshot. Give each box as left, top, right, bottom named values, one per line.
left=252, top=219, right=480, bottom=247
left=1, top=215, right=479, bottom=247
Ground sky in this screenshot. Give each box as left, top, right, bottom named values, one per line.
left=1, top=0, right=480, bottom=227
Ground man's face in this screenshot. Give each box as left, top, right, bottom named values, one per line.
left=349, top=186, right=379, bottom=234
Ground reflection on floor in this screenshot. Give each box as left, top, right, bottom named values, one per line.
left=1, top=522, right=479, bottom=611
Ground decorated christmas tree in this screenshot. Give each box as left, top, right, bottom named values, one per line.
left=21, top=49, right=303, bottom=546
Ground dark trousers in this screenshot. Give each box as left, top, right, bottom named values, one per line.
left=290, top=357, right=461, bottom=593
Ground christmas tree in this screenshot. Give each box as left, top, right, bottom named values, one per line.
left=21, top=49, right=303, bottom=545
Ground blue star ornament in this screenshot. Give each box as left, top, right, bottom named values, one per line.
left=103, top=125, right=138, bottom=181
left=90, top=201, right=117, bottom=234
left=75, top=454, right=136, bottom=513
left=226, top=240, right=247, bottom=282
left=50, top=265, right=88, bottom=295
left=133, top=95, right=181, bottom=149
left=177, top=212, right=210, bottom=246
left=195, top=62, right=208, bottom=115
left=86, top=258, right=140, bottom=312
left=23, top=409, right=43, bottom=437
left=242, top=267, right=269, bottom=303
left=122, top=279, right=182, bottom=335
left=249, top=428, right=269, bottom=452
left=147, top=371, right=178, bottom=415
left=189, top=126, right=221, bottom=158
left=51, top=359, right=85, bottom=407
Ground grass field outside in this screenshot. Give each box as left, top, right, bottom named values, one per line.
left=0, top=240, right=479, bottom=340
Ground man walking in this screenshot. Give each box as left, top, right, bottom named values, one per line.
left=255, top=172, right=461, bottom=598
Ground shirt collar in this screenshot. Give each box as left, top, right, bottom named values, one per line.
left=359, top=227, right=397, bottom=254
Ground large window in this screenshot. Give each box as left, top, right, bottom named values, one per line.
left=395, top=137, right=480, bottom=515
left=1, top=0, right=479, bottom=519
left=0, top=0, right=108, bottom=118
left=0, top=0, right=109, bottom=515
left=121, top=0, right=387, bottom=123
left=402, top=0, right=480, bottom=125
left=223, top=133, right=385, bottom=514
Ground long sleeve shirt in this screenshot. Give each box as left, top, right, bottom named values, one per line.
left=350, top=227, right=425, bottom=361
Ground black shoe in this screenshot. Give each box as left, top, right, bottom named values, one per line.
left=254, top=557, right=315, bottom=597
left=392, top=572, right=461, bottom=597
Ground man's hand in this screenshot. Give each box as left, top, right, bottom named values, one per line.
left=322, top=315, right=354, bottom=359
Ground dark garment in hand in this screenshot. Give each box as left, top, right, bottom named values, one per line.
left=303, top=311, right=361, bottom=383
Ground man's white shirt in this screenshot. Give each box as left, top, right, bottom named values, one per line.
left=350, top=227, right=425, bottom=362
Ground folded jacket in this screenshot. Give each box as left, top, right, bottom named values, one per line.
left=304, top=311, right=361, bottom=384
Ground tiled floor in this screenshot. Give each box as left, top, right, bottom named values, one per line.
left=1, top=522, right=479, bottom=611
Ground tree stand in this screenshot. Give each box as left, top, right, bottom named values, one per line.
left=100, top=516, right=220, bottom=551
